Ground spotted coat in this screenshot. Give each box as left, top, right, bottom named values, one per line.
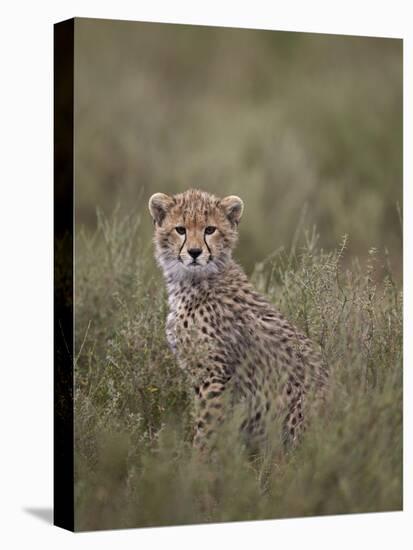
left=149, top=189, right=327, bottom=453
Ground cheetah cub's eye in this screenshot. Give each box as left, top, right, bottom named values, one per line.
left=175, top=226, right=186, bottom=235
left=205, top=226, right=216, bottom=235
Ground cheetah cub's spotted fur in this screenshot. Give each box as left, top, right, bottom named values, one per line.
left=149, top=189, right=327, bottom=453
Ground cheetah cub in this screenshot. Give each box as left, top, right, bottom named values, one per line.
left=149, top=189, right=327, bottom=454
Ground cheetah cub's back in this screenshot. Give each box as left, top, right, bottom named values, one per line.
left=149, top=189, right=327, bottom=453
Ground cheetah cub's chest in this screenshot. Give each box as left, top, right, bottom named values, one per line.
left=166, top=280, right=222, bottom=372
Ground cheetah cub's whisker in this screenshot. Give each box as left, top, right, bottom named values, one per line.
left=149, top=189, right=328, bottom=455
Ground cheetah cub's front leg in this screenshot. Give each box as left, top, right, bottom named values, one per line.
left=193, top=372, right=229, bottom=453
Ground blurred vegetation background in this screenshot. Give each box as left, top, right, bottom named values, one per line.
left=72, top=18, right=403, bottom=531
left=75, top=18, right=402, bottom=273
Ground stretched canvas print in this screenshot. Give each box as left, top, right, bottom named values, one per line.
left=54, top=17, right=403, bottom=531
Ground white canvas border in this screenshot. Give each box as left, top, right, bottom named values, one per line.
left=0, top=1, right=410, bottom=548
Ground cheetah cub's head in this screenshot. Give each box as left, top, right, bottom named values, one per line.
left=148, top=189, right=243, bottom=281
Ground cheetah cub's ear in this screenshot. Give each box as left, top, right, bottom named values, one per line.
left=220, top=195, right=244, bottom=225
left=148, top=193, right=174, bottom=225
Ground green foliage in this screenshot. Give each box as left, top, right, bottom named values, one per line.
left=74, top=213, right=402, bottom=531
left=72, top=21, right=402, bottom=530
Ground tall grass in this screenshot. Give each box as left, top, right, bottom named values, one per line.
left=74, top=211, right=402, bottom=531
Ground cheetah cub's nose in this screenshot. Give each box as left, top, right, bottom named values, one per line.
left=188, top=248, right=202, bottom=259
